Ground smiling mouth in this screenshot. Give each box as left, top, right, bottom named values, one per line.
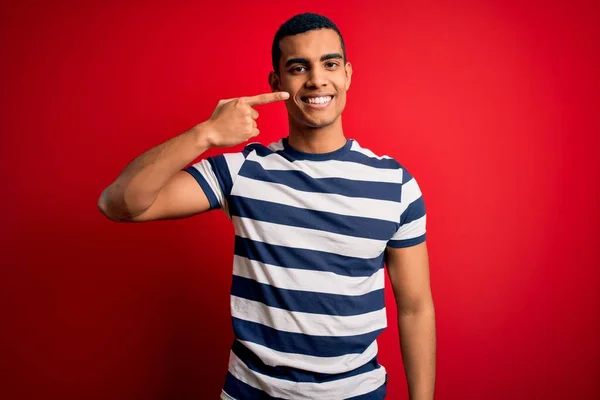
left=301, top=95, right=333, bottom=105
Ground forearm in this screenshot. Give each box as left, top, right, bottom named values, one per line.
left=98, top=122, right=212, bottom=220
left=398, top=306, right=436, bottom=400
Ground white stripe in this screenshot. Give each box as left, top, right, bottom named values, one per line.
left=349, top=141, right=393, bottom=160
left=267, top=139, right=284, bottom=152
left=220, top=390, right=235, bottom=400
left=221, top=153, right=247, bottom=219
left=238, top=339, right=379, bottom=375
left=247, top=151, right=402, bottom=184
left=228, top=351, right=386, bottom=399
left=191, top=160, right=224, bottom=207
left=233, top=217, right=388, bottom=259
left=232, top=175, right=401, bottom=222
left=399, top=178, right=422, bottom=214
left=392, top=215, right=427, bottom=241
left=224, top=152, right=246, bottom=183
left=233, top=255, right=384, bottom=295
left=231, top=296, right=387, bottom=337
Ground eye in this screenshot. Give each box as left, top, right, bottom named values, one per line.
left=325, top=62, right=340, bottom=69
left=290, top=66, right=307, bottom=74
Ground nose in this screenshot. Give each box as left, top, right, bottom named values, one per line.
left=306, top=68, right=328, bottom=88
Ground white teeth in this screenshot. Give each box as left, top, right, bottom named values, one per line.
left=306, top=96, right=332, bottom=104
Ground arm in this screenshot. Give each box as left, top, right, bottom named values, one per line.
left=97, top=123, right=213, bottom=222
left=385, top=241, right=436, bottom=400
left=97, top=91, right=289, bottom=222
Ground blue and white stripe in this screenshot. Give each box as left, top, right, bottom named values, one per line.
left=185, top=138, right=426, bottom=399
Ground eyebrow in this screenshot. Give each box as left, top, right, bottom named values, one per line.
left=284, top=53, right=344, bottom=67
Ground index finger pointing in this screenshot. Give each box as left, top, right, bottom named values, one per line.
left=244, top=91, right=290, bottom=106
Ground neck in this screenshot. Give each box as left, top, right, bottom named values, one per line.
left=287, top=115, right=346, bottom=154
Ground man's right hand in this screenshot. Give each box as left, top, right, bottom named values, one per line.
left=98, top=91, right=289, bottom=222
left=203, top=91, right=290, bottom=148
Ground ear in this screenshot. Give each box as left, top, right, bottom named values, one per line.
left=344, top=62, right=353, bottom=91
left=268, top=71, right=281, bottom=92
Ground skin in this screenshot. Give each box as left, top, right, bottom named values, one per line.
left=97, top=27, right=436, bottom=400
left=269, top=28, right=352, bottom=154
left=386, top=242, right=437, bottom=400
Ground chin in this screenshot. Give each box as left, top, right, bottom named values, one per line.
left=298, top=119, right=331, bottom=129
left=316, top=121, right=337, bottom=129
left=302, top=114, right=339, bottom=129
left=289, top=108, right=341, bottom=129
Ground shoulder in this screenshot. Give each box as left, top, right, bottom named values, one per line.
left=345, top=140, right=416, bottom=183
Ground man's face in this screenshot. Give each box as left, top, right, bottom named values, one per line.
left=270, top=28, right=352, bottom=129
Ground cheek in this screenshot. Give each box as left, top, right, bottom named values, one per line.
left=335, top=83, right=348, bottom=101
left=280, top=76, right=300, bottom=91
left=334, top=75, right=349, bottom=92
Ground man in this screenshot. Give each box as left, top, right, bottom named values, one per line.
left=98, top=12, right=436, bottom=400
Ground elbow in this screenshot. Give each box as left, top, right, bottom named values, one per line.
left=97, top=186, right=132, bottom=222
left=97, top=195, right=116, bottom=221
left=398, top=296, right=435, bottom=317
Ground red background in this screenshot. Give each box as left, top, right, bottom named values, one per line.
left=1, top=1, right=599, bottom=399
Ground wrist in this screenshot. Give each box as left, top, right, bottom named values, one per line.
left=190, top=121, right=215, bottom=150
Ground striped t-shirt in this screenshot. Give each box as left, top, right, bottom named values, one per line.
left=184, top=137, right=426, bottom=400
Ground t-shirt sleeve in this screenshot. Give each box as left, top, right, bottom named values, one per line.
left=182, top=150, right=248, bottom=212
left=387, top=167, right=427, bottom=248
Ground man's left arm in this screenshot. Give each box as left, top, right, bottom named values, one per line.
left=385, top=241, right=436, bottom=400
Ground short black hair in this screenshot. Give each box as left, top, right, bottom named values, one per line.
left=271, top=13, right=346, bottom=74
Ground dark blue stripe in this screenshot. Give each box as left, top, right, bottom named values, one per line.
left=208, top=155, right=233, bottom=197
left=387, top=233, right=426, bottom=248
left=223, top=372, right=283, bottom=399
left=245, top=140, right=402, bottom=173
left=231, top=275, right=385, bottom=316
left=231, top=340, right=381, bottom=383
left=400, top=195, right=426, bottom=225
left=234, top=236, right=385, bottom=277
left=229, top=196, right=399, bottom=241
left=183, top=166, right=220, bottom=210
left=233, top=318, right=384, bottom=357
left=241, top=147, right=252, bottom=158
left=280, top=137, right=353, bottom=161
left=239, top=160, right=402, bottom=201
left=245, top=143, right=283, bottom=158
left=338, top=149, right=400, bottom=169
left=345, top=382, right=387, bottom=399
left=401, top=167, right=414, bottom=184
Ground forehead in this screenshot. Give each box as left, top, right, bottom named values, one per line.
left=278, top=28, right=343, bottom=62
